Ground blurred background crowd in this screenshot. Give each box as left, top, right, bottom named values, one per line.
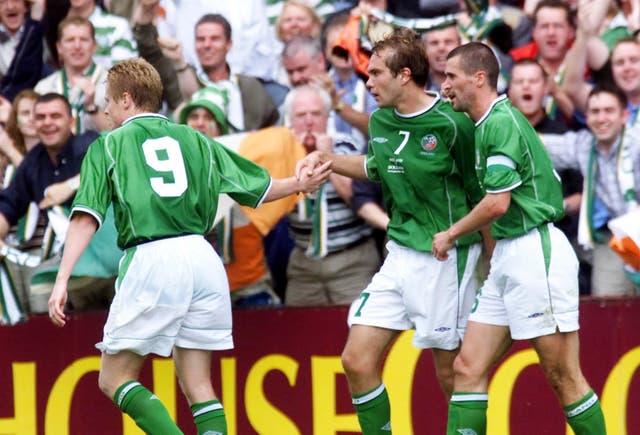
left=0, top=0, right=639, bottom=325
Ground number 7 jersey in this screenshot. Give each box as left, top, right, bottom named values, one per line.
left=365, top=93, right=482, bottom=252
left=72, top=113, right=271, bottom=249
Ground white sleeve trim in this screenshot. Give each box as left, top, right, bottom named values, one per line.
left=70, top=206, right=103, bottom=229
left=255, top=178, right=273, bottom=208
left=486, top=180, right=522, bottom=193
left=487, top=155, right=516, bottom=169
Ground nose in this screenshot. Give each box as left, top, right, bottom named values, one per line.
left=365, top=76, right=373, bottom=90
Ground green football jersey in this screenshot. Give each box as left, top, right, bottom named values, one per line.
left=366, top=93, right=482, bottom=252
left=73, top=114, right=271, bottom=249
left=474, top=95, right=564, bottom=239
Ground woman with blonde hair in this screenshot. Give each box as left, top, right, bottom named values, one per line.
left=276, top=0, right=322, bottom=42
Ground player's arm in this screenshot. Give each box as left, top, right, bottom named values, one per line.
left=296, top=151, right=367, bottom=181
left=357, top=202, right=389, bottom=230
left=432, top=192, right=510, bottom=260
left=48, top=212, right=98, bottom=327
left=264, top=161, right=333, bottom=202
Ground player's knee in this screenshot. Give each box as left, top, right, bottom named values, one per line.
left=341, top=347, right=373, bottom=380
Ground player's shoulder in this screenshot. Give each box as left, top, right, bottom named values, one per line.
left=113, top=113, right=180, bottom=136
left=435, top=100, right=473, bottom=124
left=484, top=96, right=520, bottom=123
left=369, top=106, right=393, bottom=122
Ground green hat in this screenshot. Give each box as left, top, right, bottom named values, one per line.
left=178, top=86, right=229, bottom=135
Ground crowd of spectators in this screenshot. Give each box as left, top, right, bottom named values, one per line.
left=0, top=0, right=638, bottom=324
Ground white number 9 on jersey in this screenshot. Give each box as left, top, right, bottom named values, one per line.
left=142, top=137, right=188, bottom=197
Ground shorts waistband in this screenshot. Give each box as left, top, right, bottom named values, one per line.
left=123, top=233, right=200, bottom=250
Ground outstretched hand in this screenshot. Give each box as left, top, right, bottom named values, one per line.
left=295, top=150, right=328, bottom=180
left=298, top=160, right=332, bottom=195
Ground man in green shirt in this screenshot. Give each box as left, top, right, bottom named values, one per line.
left=47, top=58, right=330, bottom=435
left=297, top=28, right=483, bottom=434
left=434, top=41, right=606, bottom=435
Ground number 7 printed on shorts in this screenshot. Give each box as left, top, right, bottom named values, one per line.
left=354, top=292, right=370, bottom=317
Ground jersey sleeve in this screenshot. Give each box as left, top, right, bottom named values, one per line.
left=71, top=136, right=111, bottom=227
left=210, top=138, right=271, bottom=208
left=482, top=120, right=523, bottom=194
left=364, top=140, right=380, bottom=181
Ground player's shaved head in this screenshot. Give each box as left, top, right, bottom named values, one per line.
left=447, top=42, right=499, bottom=91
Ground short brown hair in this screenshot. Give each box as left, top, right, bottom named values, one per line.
left=447, top=42, right=499, bottom=91
left=510, top=58, right=548, bottom=81
left=372, top=27, right=429, bottom=88
left=532, top=0, right=574, bottom=28
left=35, top=93, right=72, bottom=115
left=107, top=58, right=163, bottom=112
left=57, top=16, right=95, bottom=41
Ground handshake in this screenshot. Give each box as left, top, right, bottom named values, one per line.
left=295, top=151, right=333, bottom=195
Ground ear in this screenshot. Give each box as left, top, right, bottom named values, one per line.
left=474, top=70, right=486, bottom=88
left=121, top=92, right=133, bottom=109
left=400, top=67, right=412, bottom=84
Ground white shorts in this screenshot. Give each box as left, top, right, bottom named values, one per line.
left=348, top=240, right=481, bottom=350
left=469, top=224, right=580, bottom=340
left=96, top=235, right=233, bottom=357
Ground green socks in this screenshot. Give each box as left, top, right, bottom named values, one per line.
left=447, top=391, right=488, bottom=435
left=113, top=381, right=183, bottom=434
left=352, top=383, right=392, bottom=434
left=446, top=390, right=606, bottom=435
left=191, top=399, right=227, bottom=435
left=565, top=390, right=606, bottom=435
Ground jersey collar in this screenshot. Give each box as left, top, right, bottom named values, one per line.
left=475, top=94, right=507, bottom=126
left=121, top=113, right=169, bottom=127
left=393, top=90, right=440, bottom=118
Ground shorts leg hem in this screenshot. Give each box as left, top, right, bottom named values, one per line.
left=348, top=318, right=411, bottom=331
